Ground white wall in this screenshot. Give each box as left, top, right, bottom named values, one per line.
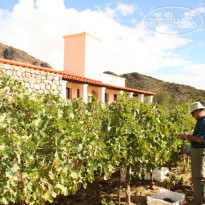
left=84, top=34, right=105, bottom=80
left=99, top=73, right=126, bottom=87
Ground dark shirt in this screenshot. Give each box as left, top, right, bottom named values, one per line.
left=191, top=116, right=205, bottom=148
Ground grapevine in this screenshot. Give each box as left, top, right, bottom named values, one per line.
left=0, top=74, right=194, bottom=204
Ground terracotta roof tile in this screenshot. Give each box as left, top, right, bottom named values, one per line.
left=0, top=58, right=156, bottom=96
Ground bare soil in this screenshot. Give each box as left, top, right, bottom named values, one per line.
left=48, top=162, right=194, bottom=205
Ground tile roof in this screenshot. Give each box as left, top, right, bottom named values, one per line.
left=0, top=58, right=156, bottom=96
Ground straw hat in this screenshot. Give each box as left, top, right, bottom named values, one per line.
left=189, top=102, right=205, bottom=114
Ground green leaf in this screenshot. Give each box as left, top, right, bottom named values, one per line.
left=70, top=171, right=78, bottom=179
left=27, top=140, right=36, bottom=152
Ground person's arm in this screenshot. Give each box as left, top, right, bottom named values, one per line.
left=179, top=133, right=202, bottom=143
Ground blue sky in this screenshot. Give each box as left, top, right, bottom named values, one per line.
left=0, top=0, right=205, bottom=90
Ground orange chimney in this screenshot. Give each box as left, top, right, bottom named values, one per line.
left=63, top=32, right=103, bottom=79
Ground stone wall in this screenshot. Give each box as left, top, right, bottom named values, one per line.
left=0, top=63, right=63, bottom=96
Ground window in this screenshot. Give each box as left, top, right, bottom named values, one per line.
left=66, top=88, right=71, bottom=99
left=105, top=93, right=108, bottom=103
left=77, top=89, right=80, bottom=98
left=114, top=94, right=117, bottom=101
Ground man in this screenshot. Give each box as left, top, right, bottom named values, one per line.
left=179, top=102, right=205, bottom=205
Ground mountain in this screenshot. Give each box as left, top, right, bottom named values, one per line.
left=104, top=71, right=205, bottom=106
left=1, top=42, right=204, bottom=106
left=0, top=42, right=52, bottom=68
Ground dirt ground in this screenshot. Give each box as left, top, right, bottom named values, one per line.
left=48, top=162, right=194, bottom=205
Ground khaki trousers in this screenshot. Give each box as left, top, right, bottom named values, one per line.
left=191, top=148, right=205, bottom=205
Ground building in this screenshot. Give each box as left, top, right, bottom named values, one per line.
left=0, top=32, right=156, bottom=104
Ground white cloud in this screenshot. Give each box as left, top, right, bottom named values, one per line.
left=0, top=9, right=9, bottom=19
left=196, top=7, right=205, bottom=13
left=184, top=64, right=205, bottom=75
left=101, top=31, right=190, bottom=74
left=116, top=3, right=135, bottom=16
left=184, top=6, right=205, bottom=17
left=104, top=7, right=116, bottom=18
left=153, top=64, right=205, bottom=90
left=99, top=2, right=136, bottom=18
left=0, top=0, right=191, bottom=78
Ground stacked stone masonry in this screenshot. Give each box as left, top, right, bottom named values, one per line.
left=0, top=63, right=63, bottom=96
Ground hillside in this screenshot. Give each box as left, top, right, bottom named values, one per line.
left=0, top=42, right=52, bottom=68
left=105, top=71, right=205, bottom=106
left=0, top=42, right=204, bottom=106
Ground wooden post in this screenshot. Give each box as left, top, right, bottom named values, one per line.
left=183, top=155, right=186, bottom=173
left=187, top=155, right=190, bottom=170
left=126, top=166, right=131, bottom=204
left=118, top=168, right=121, bottom=205
left=150, top=172, right=153, bottom=190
